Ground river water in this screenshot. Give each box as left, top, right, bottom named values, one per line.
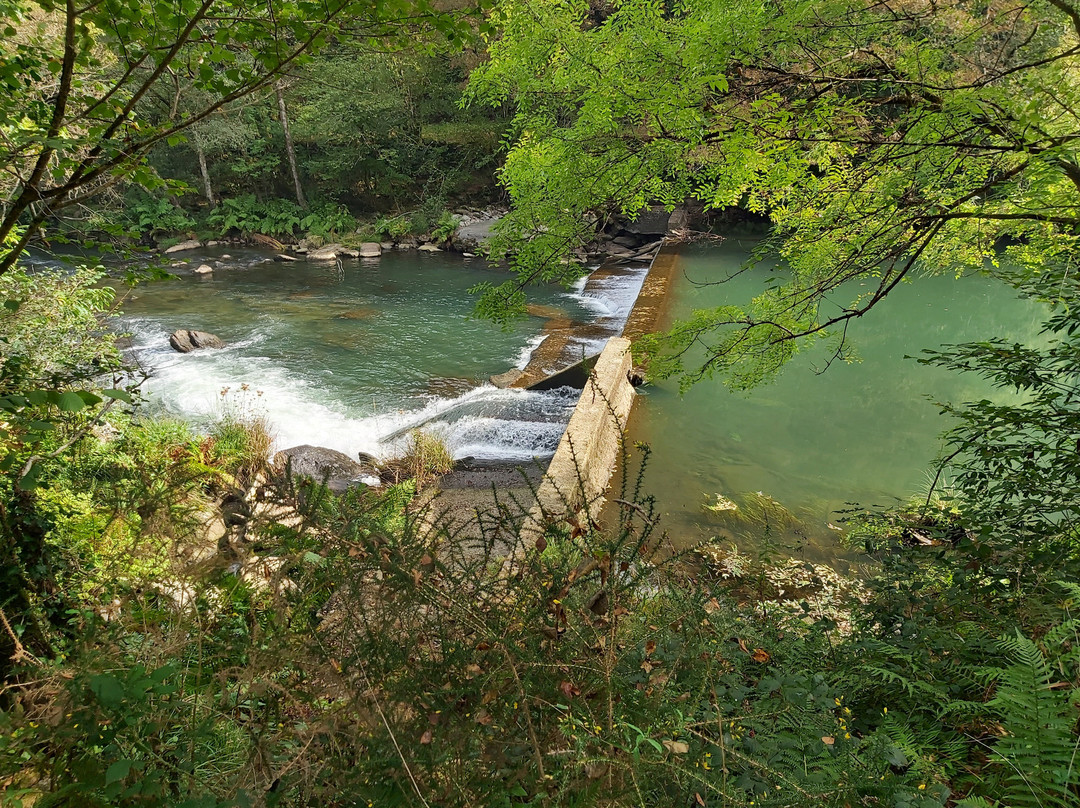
left=117, top=248, right=639, bottom=461
left=624, top=239, right=1047, bottom=558
left=115, top=241, right=1045, bottom=559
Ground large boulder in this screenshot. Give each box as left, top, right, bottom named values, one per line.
left=359, top=242, right=382, bottom=257
left=164, top=239, right=202, bottom=254
left=453, top=215, right=502, bottom=252
left=169, top=329, right=225, bottom=353
left=273, top=445, right=378, bottom=493
left=193, top=263, right=214, bottom=275
left=625, top=207, right=671, bottom=236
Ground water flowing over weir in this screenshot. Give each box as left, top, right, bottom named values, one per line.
left=118, top=249, right=650, bottom=462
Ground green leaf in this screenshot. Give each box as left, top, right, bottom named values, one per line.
left=89, top=674, right=125, bottom=707
left=56, top=391, right=88, bottom=412
left=17, top=461, right=43, bottom=491
left=105, top=760, right=132, bottom=784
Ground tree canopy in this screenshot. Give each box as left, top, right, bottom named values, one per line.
left=0, top=0, right=475, bottom=271
left=470, top=0, right=1080, bottom=387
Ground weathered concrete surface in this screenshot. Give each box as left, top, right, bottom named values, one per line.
left=519, top=337, right=634, bottom=546
left=621, top=243, right=681, bottom=341
left=526, top=353, right=599, bottom=391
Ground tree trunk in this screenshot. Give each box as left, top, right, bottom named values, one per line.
left=276, top=82, right=306, bottom=209
left=195, top=139, right=215, bottom=207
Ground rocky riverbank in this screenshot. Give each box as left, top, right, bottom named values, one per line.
left=158, top=203, right=691, bottom=267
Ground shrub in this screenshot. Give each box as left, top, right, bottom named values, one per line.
left=381, top=428, right=454, bottom=488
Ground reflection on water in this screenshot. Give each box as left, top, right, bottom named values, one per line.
left=625, top=240, right=1047, bottom=560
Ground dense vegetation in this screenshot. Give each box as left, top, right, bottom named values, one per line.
left=1, top=0, right=1079, bottom=806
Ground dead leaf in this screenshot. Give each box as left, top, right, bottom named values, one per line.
left=559, top=681, right=581, bottom=699
left=704, top=598, right=721, bottom=614
left=427, top=713, right=439, bottom=725
left=645, top=640, right=656, bottom=656
left=751, top=648, right=771, bottom=664
left=420, top=729, right=433, bottom=745
left=586, top=589, right=609, bottom=616
left=475, top=641, right=491, bottom=651
left=662, top=740, right=689, bottom=755
left=736, top=637, right=750, bottom=655
left=465, top=664, right=482, bottom=679
left=535, top=536, right=547, bottom=552
left=821, top=736, right=835, bottom=745
left=695, top=793, right=706, bottom=807
left=585, top=762, right=608, bottom=780
left=475, top=711, right=493, bottom=726
left=640, top=661, right=654, bottom=674
left=411, top=569, right=422, bottom=586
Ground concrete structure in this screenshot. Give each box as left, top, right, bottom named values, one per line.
left=519, top=337, right=634, bottom=546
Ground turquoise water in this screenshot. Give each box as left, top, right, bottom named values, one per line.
left=118, top=248, right=618, bottom=461
left=626, top=240, right=1048, bottom=557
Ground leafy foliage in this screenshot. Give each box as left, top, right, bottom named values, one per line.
left=469, top=0, right=1080, bottom=386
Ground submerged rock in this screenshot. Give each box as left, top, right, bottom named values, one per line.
left=273, top=444, right=379, bottom=494
left=169, top=329, right=225, bottom=353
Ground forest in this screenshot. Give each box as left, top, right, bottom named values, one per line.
left=1, top=0, right=1080, bottom=806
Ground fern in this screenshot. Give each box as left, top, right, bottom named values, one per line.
left=983, top=631, right=1080, bottom=808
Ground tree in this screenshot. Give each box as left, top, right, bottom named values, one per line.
left=0, top=0, right=473, bottom=272
left=469, top=0, right=1080, bottom=388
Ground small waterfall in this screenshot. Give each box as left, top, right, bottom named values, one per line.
left=118, top=252, right=652, bottom=463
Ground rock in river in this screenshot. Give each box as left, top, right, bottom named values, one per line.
left=308, top=243, right=342, bottom=261
left=164, top=238, right=202, bottom=254
left=169, top=329, right=225, bottom=353
left=273, top=445, right=379, bottom=493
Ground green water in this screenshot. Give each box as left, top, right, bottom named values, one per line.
left=118, top=248, right=598, bottom=461
left=627, top=240, right=1047, bottom=558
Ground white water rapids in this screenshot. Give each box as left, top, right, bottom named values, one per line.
left=120, top=254, right=649, bottom=462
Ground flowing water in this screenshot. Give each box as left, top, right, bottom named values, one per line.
left=117, top=248, right=640, bottom=461
left=111, top=239, right=1044, bottom=561
left=624, top=239, right=1048, bottom=560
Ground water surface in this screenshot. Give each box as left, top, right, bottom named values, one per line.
left=625, top=240, right=1047, bottom=558
left=118, top=249, right=630, bottom=461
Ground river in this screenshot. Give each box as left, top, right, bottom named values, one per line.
left=117, top=247, right=642, bottom=462
left=116, top=241, right=1045, bottom=560
left=623, top=239, right=1047, bottom=560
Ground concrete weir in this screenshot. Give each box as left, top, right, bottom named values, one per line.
left=517, top=241, right=682, bottom=546
left=519, top=336, right=634, bottom=543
